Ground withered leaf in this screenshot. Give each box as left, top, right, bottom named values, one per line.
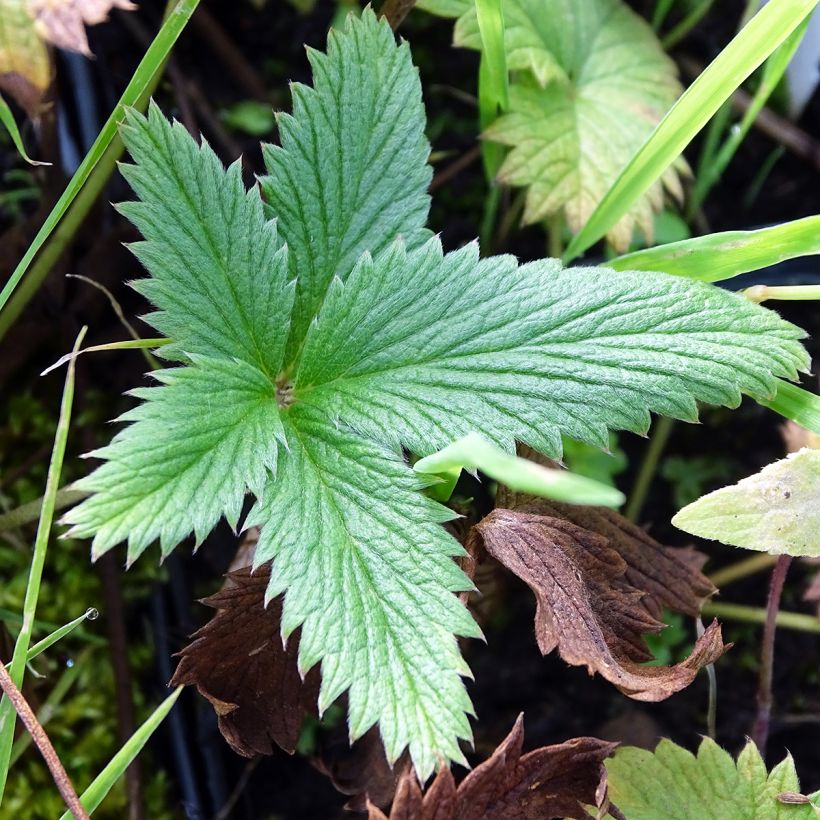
left=29, top=0, right=136, bottom=55
left=368, top=714, right=617, bottom=820
left=497, top=453, right=716, bottom=620
left=473, top=510, right=727, bottom=700
left=171, top=564, right=320, bottom=756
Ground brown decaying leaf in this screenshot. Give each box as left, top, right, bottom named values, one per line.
left=170, top=564, right=319, bottom=756
left=473, top=509, right=727, bottom=701
left=28, top=0, right=136, bottom=55
left=367, top=714, right=618, bottom=820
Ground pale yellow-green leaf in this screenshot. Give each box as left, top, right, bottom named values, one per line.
left=0, top=0, right=50, bottom=114
left=672, top=448, right=820, bottom=557
left=425, top=0, right=685, bottom=251
left=607, top=737, right=819, bottom=819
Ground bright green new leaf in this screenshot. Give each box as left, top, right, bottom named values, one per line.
left=610, top=216, right=820, bottom=282
left=64, top=11, right=813, bottom=778
left=672, top=448, right=820, bottom=557
left=413, top=432, right=624, bottom=507
left=259, top=10, right=432, bottom=365
left=423, top=0, right=683, bottom=250
left=607, top=737, right=820, bottom=819
left=762, top=380, right=820, bottom=434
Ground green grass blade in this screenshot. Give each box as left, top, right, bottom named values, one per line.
left=414, top=432, right=625, bottom=506
left=690, top=14, right=811, bottom=211
left=0, top=0, right=201, bottom=324
left=609, top=216, right=820, bottom=281
left=760, top=381, right=820, bottom=433
left=59, top=688, right=183, bottom=819
left=0, top=95, right=49, bottom=167
left=475, top=0, right=508, bottom=181
left=563, top=0, right=819, bottom=263
left=25, top=608, right=98, bottom=663
left=0, top=327, right=87, bottom=805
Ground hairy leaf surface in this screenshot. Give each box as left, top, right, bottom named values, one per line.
left=64, top=357, right=282, bottom=563
left=673, top=448, right=820, bottom=557
left=296, top=239, right=808, bottom=459
left=419, top=0, right=683, bottom=249
left=246, top=404, right=480, bottom=778
left=607, top=738, right=820, bottom=819
left=260, top=10, right=432, bottom=365
left=119, top=104, right=294, bottom=375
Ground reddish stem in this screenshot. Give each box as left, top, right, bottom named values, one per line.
left=0, top=660, right=88, bottom=819
left=751, top=554, right=793, bottom=752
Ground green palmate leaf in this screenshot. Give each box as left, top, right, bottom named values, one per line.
left=672, top=448, right=820, bottom=557
left=63, top=10, right=814, bottom=778
left=117, top=103, right=294, bottom=375
left=295, top=238, right=808, bottom=458
left=426, top=0, right=683, bottom=250
left=259, top=10, right=432, bottom=366
left=65, top=357, right=283, bottom=563
left=606, top=737, right=820, bottom=819
left=247, top=404, right=479, bottom=777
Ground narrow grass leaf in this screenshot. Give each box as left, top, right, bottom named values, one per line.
left=609, top=216, right=820, bottom=282
left=760, top=380, right=820, bottom=434
left=59, top=687, right=182, bottom=819
left=564, top=0, right=820, bottom=261
left=0, top=94, right=49, bottom=165
left=0, top=327, right=86, bottom=803
left=414, top=432, right=624, bottom=506
left=0, top=0, right=201, bottom=322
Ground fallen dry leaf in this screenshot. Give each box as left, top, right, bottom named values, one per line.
left=0, top=0, right=135, bottom=114
left=28, top=0, right=135, bottom=55
left=171, top=564, right=320, bottom=756
left=368, top=714, right=618, bottom=820
left=473, top=510, right=727, bottom=700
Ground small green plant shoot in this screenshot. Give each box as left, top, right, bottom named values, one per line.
left=60, top=10, right=812, bottom=778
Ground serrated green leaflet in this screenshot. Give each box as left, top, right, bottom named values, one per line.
left=64, top=10, right=812, bottom=776
left=295, top=239, right=807, bottom=457
left=118, top=104, right=294, bottom=375
left=65, top=357, right=283, bottom=564
left=259, top=10, right=432, bottom=366
left=247, top=404, right=478, bottom=777
left=673, top=448, right=820, bottom=557
left=421, top=0, right=683, bottom=250
left=607, top=737, right=819, bottom=819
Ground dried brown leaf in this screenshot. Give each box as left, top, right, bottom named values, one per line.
left=473, top=509, right=727, bottom=700
left=29, top=0, right=136, bottom=55
left=170, top=564, right=319, bottom=756
left=371, top=714, right=616, bottom=820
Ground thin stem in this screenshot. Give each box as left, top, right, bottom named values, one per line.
left=752, top=554, right=793, bottom=751
left=0, top=487, right=88, bottom=533
left=625, top=415, right=674, bottom=522
left=702, top=601, right=820, bottom=633
left=696, top=618, right=717, bottom=738
left=744, top=284, right=820, bottom=303
left=0, top=662, right=88, bottom=819
left=547, top=213, right=564, bottom=259
left=0, top=328, right=86, bottom=804
left=661, top=0, right=714, bottom=49
left=708, top=553, right=778, bottom=588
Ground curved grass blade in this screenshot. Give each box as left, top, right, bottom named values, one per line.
left=58, top=687, right=182, bottom=819
left=563, top=0, right=820, bottom=262
left=25, top=608, right=99, bottom=663
left=0, top=0, right=201, bottom=331
left=0, top=327, right=87, bottom=804
left=414, top=432, right=625, bottom=507
left=609, top=216, right=820, bottom=282
left=0, top=95, right=50, bottom=166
